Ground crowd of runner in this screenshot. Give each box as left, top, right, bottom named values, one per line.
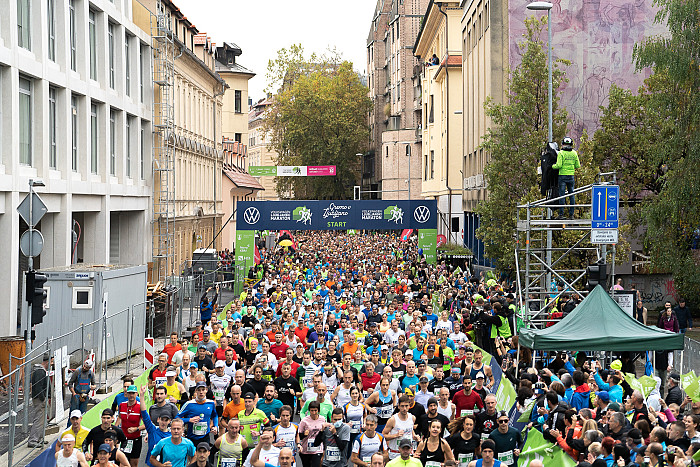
left=53, top=231, right=700, bottom=467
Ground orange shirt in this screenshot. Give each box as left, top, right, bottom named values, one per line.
left=341, top=342, right=358, bottom=356
left=162, top=343, right=182, bottom=364
left=222, top=399, right=246, bottom=420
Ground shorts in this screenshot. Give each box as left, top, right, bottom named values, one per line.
left=121, top=437, right=142, bottom=460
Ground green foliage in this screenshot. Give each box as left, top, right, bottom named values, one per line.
left=590, top=0, right=700, bottom=298
left=263, top=46, right=371, bottom=200
left=475, top=16, right=571, bottom=271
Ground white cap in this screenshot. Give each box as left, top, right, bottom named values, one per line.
left=165, top=370, right=176, bottom=377
left=254, top=324, right=262, bottom=330
left=475, top=371, right=485, bottom=379
left=84, top=360, right=94, bottom=368
left=70, top=409, right=83, bottom=419
left=61, top=433, right=76, bottom=442
left=215, top=360, right=225, bottom=368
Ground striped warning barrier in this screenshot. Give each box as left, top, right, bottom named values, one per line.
left=144, top=337, right=154, bottom=371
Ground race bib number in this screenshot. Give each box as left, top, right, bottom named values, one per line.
left=122, top=439, right=133, bottom=454
left=481, top=432, right=490, bottom=440
left=214, top=389, right=225, bottom=402
left=221, top=458, right=238, bottom=467
left=155, top=377, right=167, bottom=386
left=393, top=371, right=404, bottom=379
left=458, top=453, right=474, bottom=467
left=349, top=420, right=362, bottom=433
left=460, top=409, right=474, bottom=417
left=193, top=421, right=208, bottom=436
left=377, top=406, right=393, bottom=418
left=303, top=376, right=313, bottom=387
left=307, top=439, right=322, bottom=454
left=362, top=456, right=372, bottom=464
left=498, top=449, right=514, bottom=465
left=426, top=462, right=441, bottom=467
left=326, top=447, right=341, bottom=462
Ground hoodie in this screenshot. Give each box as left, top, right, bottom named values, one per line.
left=570, top=383, right=591, bottom=411
left=594, top=373, right=623, bottom=404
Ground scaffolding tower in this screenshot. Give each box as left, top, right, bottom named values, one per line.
left=151, top=0, right=176, bottom=283
left=515, top=173, right=618, bottom=328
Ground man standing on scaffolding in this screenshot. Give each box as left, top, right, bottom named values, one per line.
left=552, top=136, right=580, bottom=219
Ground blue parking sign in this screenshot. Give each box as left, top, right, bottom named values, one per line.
left=592, top=185, right=619, bottom=229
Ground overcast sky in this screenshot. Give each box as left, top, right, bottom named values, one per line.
left=174, top=0, right=378, bottom=103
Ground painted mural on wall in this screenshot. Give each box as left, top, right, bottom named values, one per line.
left=508, top=0, right=667, bottom=139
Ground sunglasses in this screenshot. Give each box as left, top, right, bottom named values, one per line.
left=498, top=419, right=509, bottom=424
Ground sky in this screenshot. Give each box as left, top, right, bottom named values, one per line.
left=174, top=0, right=379, bottom=104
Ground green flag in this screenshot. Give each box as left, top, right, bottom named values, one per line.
left=517, top=428, right=576, bottom=467
left=496, top=377, right=516, bottom=412
left=517, top=399, right=536, bottom=423
left=681, top=371, right=700, bottom=402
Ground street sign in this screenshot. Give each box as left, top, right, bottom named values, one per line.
left=19, top=229, right=44, bottom=257
left=17, top=192, right=48, bottom=226
left=591, top=229, right=618, bottom=244
left=592, top=185, right=619, bottom=229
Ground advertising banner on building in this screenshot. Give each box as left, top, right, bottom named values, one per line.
left=236, top=200, right=437, bottom=231
left=418, top=229, right=437, bottom=264
left=249, top=165, right=337, bottom=177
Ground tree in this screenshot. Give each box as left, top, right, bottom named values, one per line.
left=475, top=16, right=571, bottom=271
left=263, top=46, right=371, bottom=200
left=590, top=0, right=700, bottom=298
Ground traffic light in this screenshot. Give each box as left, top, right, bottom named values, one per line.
left=26, top=271, right=48, bottom=326
left=586, top=262, right=607, bottom=291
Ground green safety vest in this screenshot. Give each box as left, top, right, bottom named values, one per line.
left=490, top=315, right=512, bottom=339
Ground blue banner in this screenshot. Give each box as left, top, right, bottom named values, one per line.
left=236, top=200, right=438, bottom=230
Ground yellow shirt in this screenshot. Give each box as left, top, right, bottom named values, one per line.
left=210, top=329, right=223, bottom=344
left=61, top=426, right=90, bottom=450
left=163, top=381, right=182, bottom=406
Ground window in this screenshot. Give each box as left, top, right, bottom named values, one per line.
left=139, top=46, right=144, bottom=102
left=234, top=133, right=242, bottom=143
left=17, top=0, right=31, bottom=50
left=397, top=82, right=400, bottom=101
left=89, top=10, right=97, bottom=80
left=110, top=109, right=116, bottom=175
left=125, top=36, right=131, bottom=96
left=140, top=127, right=144, bottom=179
left=49, top=87, right=57, bottom=168
left=108, top=23, right=115, bottom=89
left=234, top=90, right=242, bottom=114
left=91, top=102, right=98, bottom=173
left=430, top=150, right=435, bottom=179
left=71, top=96, right=78, bottom=171
left=47, top=0, right=56, bottom=60
left=69, top=0, right=76, bottom=71
left=125, top=117, right=131, bottom=177
left=429, top=95, right=434, bottom=123
left=19, top=77, right=32, bottom=166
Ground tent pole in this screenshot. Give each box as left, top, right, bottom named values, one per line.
left=515, top=341, right=521, bottom=370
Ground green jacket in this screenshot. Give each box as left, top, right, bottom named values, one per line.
left=552, top=149, right=581, bottom=175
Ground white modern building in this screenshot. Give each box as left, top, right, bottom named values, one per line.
left=0, top=0, right=152, bottom=337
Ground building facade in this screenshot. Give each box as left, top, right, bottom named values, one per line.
left=366, top=0, right=428, bottom=200
left=459, top=0, right=666, bottom=265
left=414, top=0, right=464, bottom=243
left=215, top=43, right=262, bottom=251
left=248, top=98, right=281, bottom=200
left=134, top=0, right=224, bottom=277
left=0, top=0, right=153, bottom=336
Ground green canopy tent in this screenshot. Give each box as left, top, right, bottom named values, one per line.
left=518, top=285, right=684, bottom=351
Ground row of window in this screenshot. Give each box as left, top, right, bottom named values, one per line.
left=17, top=0, right=147, bottom=100
left=18, top=76, right=146, bottom=178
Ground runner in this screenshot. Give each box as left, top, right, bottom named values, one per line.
left=214, top=418, right=248, bottom=467
left=178, top=381, right=218, bottom=445
left=115, top=385, right=143, bottom=467
left=55, top=433, right=89, bottom=467
left=150, top=418, right=196, bottom=467
left=382, top=395, right=417, bottom=460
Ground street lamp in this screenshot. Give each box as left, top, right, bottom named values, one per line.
left=527, top=1, right=553, bottom=143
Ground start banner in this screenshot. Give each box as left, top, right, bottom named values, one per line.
left=236, top=199, right=437, bottom=231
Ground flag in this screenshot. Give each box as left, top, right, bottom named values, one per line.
left=517, top=428, right=576, bottom=467
left=254, top=244, right=261, bottom=265
left=681, top=371, right=700, bottom=402
left=400, top=229, right=412, bottom=241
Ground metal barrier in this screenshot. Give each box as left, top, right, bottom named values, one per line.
left=0, top=297, right=158, bottom=466
left=675, top=335, right=700, bottom=377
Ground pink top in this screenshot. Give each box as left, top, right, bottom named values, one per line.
left=298, top=415, right=325, bottom=454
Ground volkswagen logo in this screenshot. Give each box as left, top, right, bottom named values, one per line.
left=243, top=207, right=260, bottom=225
left=413, top=206, right=431, bottom=223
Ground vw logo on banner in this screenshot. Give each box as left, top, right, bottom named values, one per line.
left=413, top=205, right=431, bottom=223
left=243, top=207, right=260, bottom=225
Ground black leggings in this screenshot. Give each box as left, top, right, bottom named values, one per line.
left=299, top=453, right=322, bottom=467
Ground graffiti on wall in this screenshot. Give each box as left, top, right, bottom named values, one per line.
left=508, top=0, right=667, bottom=140
left=626, top=274, right=679, bottom=308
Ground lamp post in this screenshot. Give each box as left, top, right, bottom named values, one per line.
left=527, top=1, right=553, bottom=143
left=527, top=1, right=554, bottom=305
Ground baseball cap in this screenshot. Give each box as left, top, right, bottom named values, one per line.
left=426, top=345, right=435, bottom=352
left=70, top=409, right=83, bottom=419
left=398, top=438, right=412, bottom=448
left=419, top=376, right=429, bottom=383
left=669, top=372, right=680, bottom=382
left=189, top=362, right=198, bottom=368
left=202, top=330, right=210, bottom=336
left=608, top=401, right=621, bottom=412
left=254, top=324, right=262, bottom=330
left=194, top=320, right=202, bottom=326
left=215, top=360, right=225, bottom=368
left=195, top=381, right=207, bottom=389
left=243, top=392, right=256, bottom=400
left=61, top=433, right=76, bottom=442
left=596, top=391, right=610, bottom=403
left=475, top=371, right=485, bottom=379
left=165, top=370, right=177, bottom=377
left=101, top=408, right=114, bottom=417
left=427, top=396, right=438, bottom=406
left=196, top=442, right=211, bottom=451
left=97, top=443, right=111, bottom=453
left=126, top=385, right=138, bottom=393
left=404, top=388, right=414, bottom=396
left=371, top=349, right=379, bottom=355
